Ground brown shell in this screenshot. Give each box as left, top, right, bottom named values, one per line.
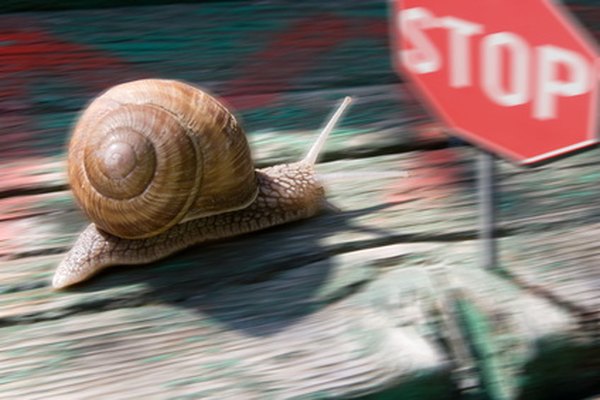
left=68, top=79, right=258, bottom=239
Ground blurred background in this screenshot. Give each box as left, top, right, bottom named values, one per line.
left=0, top=0, right=418, bottom=162
left=0, top=1, right=599, bottom=399
left=0, top=0, right=597, bottom=161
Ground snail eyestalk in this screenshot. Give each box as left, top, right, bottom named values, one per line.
left=302, top=96, right=353, bottom=166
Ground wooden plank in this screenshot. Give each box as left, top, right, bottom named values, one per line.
left=0, top=237, right=597, bottom=398
left=0, top=1, right=599, bottom=398
left=1, top=236, right=592, bottom=399
left=0, top=83, right=443, bottom=167
left=4, top=0, right=593, bottom=162
left=442, top=240, right=600, bottom=400
left=0, top=0, right=220, bottom=13
left=5, top=143, right=600, bottom=295
left=0, top=1, right=596, bottom=162
left=499, top=226, right=600, bottom=317
left=0, top=1, right=394, bottom=161
left=0, top=0, right=596, bottom=18
left=0, top=151, right=463, bottom=286
left=1, top=147, right=600, bottom=398
left=0, top=243, right=456, bottom=399
left=2, top=140, right=600, bottom=281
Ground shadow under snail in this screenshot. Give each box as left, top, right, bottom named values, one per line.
left=52, top=79, right=352, bottom=289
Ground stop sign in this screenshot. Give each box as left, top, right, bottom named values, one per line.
left=392, top=0, right=600, bottom=164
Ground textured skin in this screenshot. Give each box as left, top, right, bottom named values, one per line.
left=52, top=162, right=325, bottom=289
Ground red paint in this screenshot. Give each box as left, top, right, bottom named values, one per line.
left=0, top=26, right=145, bottom=160
left=385, top=125, right=465, bottom=204
left=0, top=13, right=389, bottom=159
left=0, top=194, right=43, bottom=260
left=0, top=159, right=67, bottom=259
left=0, top=159, right=65, bottom=195
left=0, top=196, right=42, bottom=222
left=0, top=29, right=133, bottom=76
left=386, top=148, right=465, bottom=204
left=0, top=114, right=36, bottom=158
left=224, top=14, right=387, bottom=110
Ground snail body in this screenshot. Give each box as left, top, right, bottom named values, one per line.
left=52, top=79, right=351, bottom=289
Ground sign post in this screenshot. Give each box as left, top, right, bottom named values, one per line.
left=391, top=0, right=599, bottom=270
left=478, top=152, right=497, bottom=270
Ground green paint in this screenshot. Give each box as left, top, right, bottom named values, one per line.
left=310, top=37, right=396, bottom=85
left=577, top=171, right=600, bottom=183
left=457, top=299, right=512, bottom=400
left=518, top=338, right=600, bottom=400
left=540, top=261, right=563, bottom=272
left=184, top=334, right=210, bottom=343
left=143, top=353, right=176, bottom=363
left=355, top=370, right=458, bottom=400
left=168, top=389, right=223, bottom=400
left=339, top=6, right=387, bottom=19
left=499, top=192, right=519, bottom=212
left=202, top=358, right=241, bottom=371
left=288, top=391, right=334, bottom=400
left=165, top=376, right=211, bottom=388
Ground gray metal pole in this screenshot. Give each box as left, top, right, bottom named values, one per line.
left=478, top=151, right=497, bottom=270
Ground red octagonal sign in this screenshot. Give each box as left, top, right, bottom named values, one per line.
left=392, top=0, right=600, bottom=164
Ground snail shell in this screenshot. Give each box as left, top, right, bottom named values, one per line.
left=53, top=84, right=352, bottom=290
left=68, top=79, right=258, bottom=239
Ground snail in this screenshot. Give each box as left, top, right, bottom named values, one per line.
left=52, top=79, right=352, bottom=289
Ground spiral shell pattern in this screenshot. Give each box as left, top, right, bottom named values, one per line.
left=68, top=79, right=257, bottom=239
